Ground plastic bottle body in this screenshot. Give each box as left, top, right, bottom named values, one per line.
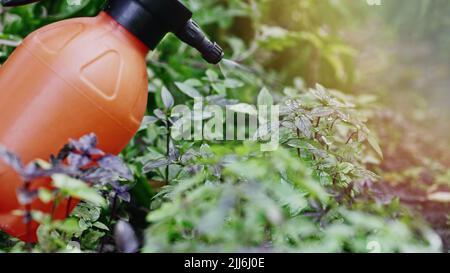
left=0, top=12, right=149, bottom=241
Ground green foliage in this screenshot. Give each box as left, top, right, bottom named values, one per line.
left=383, top=0, right=450, bottom=62
left=144, top=143, right=439, bottom=252
left=0, top=0, right=104, bottom=61
left=0, top=0, right=447, bottom=253
left=140, top=82, right=439, bottom=253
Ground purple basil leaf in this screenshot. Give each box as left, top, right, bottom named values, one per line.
left=106, top=181, right=131, bottom=197
left=114, top=220, right=139, bottom=253
left=212, top=165, right=221, bottom=178
left=56, top=144, right=73, bottom=161
left=180, top=150, right=197, bottom=164
left=142, top=158, right=171, bottom=173
left=161, top=86, right=175, bottom=109
left=168, top=140, right=180, bottom=161
left=88, top=148, right=105, bottom=157
left=117, top=191, right=131, bottom=203
left=186, top=164, right=202, bottom=175
left=81, top=168, right=116, bottom=184
left=23, top=211, right=32, bottom=225
left=21, top=161, right=62, bottom=181
left=68, top=153, right=91, bottom=169
left=98, top=155, right=133, bottom=180
left=0, top=145, right=23, bottom=173
left=153, top=109, right=167, bottom=120
left=69, top=133, right=98, bottom=152
left=54, top=164, right=80, bottom=177
left=22, top=162, right=45, bottom=181
left=109, top=180, right=130, bottom=192
left=17, top=188, right=38, bottom=205
left=49, top=155, right=59, bottom=165
left=79, top=133, right=98, bottom=149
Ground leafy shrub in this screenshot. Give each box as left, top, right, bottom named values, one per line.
left=137, top=83, right=440, bottom=253
left=0, top=134, right=136, bottom=252
left=0, top=0, right=447, bottom=253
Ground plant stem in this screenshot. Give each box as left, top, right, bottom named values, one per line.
left=100, top=193, right=119, bottom=253
left=24, top=181, right=32, bottom=252
left=165, top=119, right=171, bottom=185
left=332, top=173, right=338, bottom=187
left=346, top=131, right=358, bottom=145
left=65, top=197, right=73, bottom=218
left=109, top=193, right=119, bottom=226
left=314, top=117, right=321, bottom=139
left=50, top=191, right=60, bottom=221
left=330, top=117, right=338, bottom=131
left=25, top=204, right=32, bottom=252
left=296, top=128, right=301, bottom=158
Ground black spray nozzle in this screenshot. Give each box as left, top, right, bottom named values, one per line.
left=175, top=20, right=224, bottom=65
left=105, top=0, right=224, bottom=65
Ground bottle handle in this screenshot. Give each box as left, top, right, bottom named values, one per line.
left=1, top=0, right=42, bottom=6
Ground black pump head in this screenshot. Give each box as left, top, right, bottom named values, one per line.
left=105, top=0, right=224, bottom=64
left=1, top=0, right=225, bottom=64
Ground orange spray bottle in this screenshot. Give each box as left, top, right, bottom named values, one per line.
left=0, top=0, right=223, bottom=242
